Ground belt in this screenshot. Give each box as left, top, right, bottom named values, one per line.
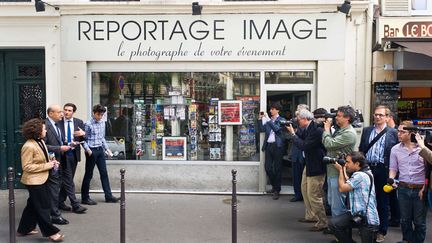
left=399, top=181, right=424, bottom=189
left=90, top=146, right=103, bottom=150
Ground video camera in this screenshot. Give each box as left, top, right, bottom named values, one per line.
left=323, top=156, right=346, bottom=166
left=402, top=126, right=432, bottom=144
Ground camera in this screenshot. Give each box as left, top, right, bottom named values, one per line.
left=323, top=156, right=346, bottom=166
left=280, top=118, right=298, bottom=129
left=402, top=126, right=432, bottom=144
left=352, top=213, right=366, bottom=226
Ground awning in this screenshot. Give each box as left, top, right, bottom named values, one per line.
left=395, top=41, right=432, bottom=58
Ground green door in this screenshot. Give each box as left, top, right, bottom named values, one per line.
left=0, top=50, right=46, bottom=189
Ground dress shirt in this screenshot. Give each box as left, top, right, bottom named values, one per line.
left=266, top=115, right=279, bottom=143
left=63, top=119, right=75, bottom=143
left=389, top=143, right=425, bottom=185
left=366, top=126, right=387, bottom=164
left=83, top=118, right=108, bottom=151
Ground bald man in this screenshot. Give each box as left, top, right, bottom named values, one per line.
left=44, top=104, right=71, bottom=225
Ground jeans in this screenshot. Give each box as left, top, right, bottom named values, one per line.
left=81, top=147, right=113, bottom=200
left=398, top=186, right=427, bottom=243
left=328, top=211, right=378, bottom=243
left=327, top=176, right=347, bottom=216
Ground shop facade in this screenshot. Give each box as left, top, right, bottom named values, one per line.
left=0, top=1, right=371, bottom=192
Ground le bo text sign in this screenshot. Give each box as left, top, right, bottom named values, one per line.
left=379, top=17, right=432, bottom=39
left=61, top=14, right=345, bottom=62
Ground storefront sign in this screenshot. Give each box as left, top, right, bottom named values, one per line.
left=218, top=100, right=242, bottom=125
left=379, top=17, right=432, bottom=40
left=61, top=14, right=345, bottom=61
left=162, top=137, right=187, bottom=160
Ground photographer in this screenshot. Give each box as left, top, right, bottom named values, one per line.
left=328, top=152, right=379, bottom=243
left=389, top=121, right=432, bottom=243
left=258, top=102, right=286, bottom=200
left=322, top=106, right=357, bottom=217
left=287, top=109, right=327, bottom=232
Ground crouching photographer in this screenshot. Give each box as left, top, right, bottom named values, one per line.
left=328, top=152, right=380, bottom=243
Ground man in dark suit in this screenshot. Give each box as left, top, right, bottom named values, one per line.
left=44, top=104, right=70, bottom=225
left=258, top=102, right=286, bottom=200
left=358, top=105, right=398, bottom=242
left=287, top=109, right=328, bottom=232
left=58, top=103, right=87, bottom=214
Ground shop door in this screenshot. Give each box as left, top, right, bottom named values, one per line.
left=266, top=91, right=310, bottom=189
left=0, top=50, right=46, bottom=189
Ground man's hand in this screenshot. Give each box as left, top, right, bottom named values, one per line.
left=419, top=186, right=425, bottom=200
left=106, top=149, right=113, bottom=157
left=287, top=124, right=295, bottom=135
left=60, top=145, right=71, bottom=152
left=74, top=127, right=85, bottom=137
left=324, top=118, right=332, bottom=132
left=416, top=133, right=425, bottom=149
left=86, top=149, right=92, bottom=156
left=333, top=161, right=343, bottom=171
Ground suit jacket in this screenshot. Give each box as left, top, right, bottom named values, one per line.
left=59, top=117, right=85, bottom=162
left=20, top=139, right=52, bottom=185
left=44, top=119, right=63, bottom=161
left=359, top=126, right=398, bottom=166
left=291, top=121, right=326, bottom=176
left=258, top=116, right=286, bottom=151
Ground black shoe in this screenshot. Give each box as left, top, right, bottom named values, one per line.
left=266, top=189, right=275, bottom=194
left=72, top=205, right=87, bottom=214
left=58, top=203, right=72, bottom=211
left=272, top=191, right=280, bottom=200
left=105, top=196, right=120, bottom=203
left=81, top=198, right=97, bottom=205
left=52, top=217, right=69, bottom=225
left=290, top=197, right=303, bottom=202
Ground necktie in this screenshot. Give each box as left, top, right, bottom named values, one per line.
left=67, top=121, right=72, bottom=143
left=55, top=123, right=62, bottom=140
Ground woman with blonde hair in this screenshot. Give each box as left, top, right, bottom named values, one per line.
left=17, top=118, right=65, bottom=242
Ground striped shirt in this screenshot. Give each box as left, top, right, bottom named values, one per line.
left=347, top=171, right=380, bottom=226
left=366, top=127, right=387, bottom=164
left=83, top=118, right=108, bottom=151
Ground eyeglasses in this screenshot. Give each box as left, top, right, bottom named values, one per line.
left=373, top=113, right=387, bottom=118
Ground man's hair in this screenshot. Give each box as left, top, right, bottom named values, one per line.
left=269, top=102, right=282, bottom=111
left=347, top=151, right=368, bottom=167
left=389, top=111, right=400, bottom=126
left=22, top=118, right=44, bottom=140
left=400, top=120, right=413, bottom=127
left=64, top=103, right=77, bottom=112
left=337, top=106, right=356, bottom=124
left=313, top=108, right=327, bottom=118
left=92, top=104, right=106, bottom=114
left=296, top=104, right=309, bottom=111
left=297, top=109, right=314, bottom=121
left=375, top=105, right=390, bottom=116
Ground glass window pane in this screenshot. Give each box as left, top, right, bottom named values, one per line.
left=265, top=71, right=313, bottom=84
left=91, top=72, right=261, bottom=161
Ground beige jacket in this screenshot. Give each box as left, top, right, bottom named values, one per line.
left=20, top=139, right=53, bottom=185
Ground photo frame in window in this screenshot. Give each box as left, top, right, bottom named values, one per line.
left=218, top=100, right=243, bottom=125
left=162, top=137, right=187, bottom=161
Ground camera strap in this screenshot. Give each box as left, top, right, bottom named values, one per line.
left=364, top=127, right=388, bottom=155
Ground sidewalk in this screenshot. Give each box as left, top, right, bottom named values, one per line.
left=1, top=190, right=431, bottom=243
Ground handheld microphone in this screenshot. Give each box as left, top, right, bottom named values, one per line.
left=383, top=178, right=399, bottom=193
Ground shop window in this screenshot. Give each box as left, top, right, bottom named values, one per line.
left=91, top=72, right=261, bottom=161
left=411, top=0, right=432, bottom=14
left=265, top=71, right=313, bottom=84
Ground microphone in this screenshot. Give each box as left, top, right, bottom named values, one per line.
left=383, top=178, right=399, bottom=193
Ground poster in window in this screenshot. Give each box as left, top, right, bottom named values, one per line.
left=162, top=137, right=187, bottom=160
left=218, top=100, right=242, bottom=125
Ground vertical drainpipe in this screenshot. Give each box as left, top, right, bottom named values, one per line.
left=364, top=1, right=374, bottom=125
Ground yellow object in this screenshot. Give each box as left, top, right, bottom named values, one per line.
left=383, top=184, right=394, bottom=193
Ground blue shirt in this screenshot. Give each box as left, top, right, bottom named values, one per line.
left=83, top=118, right=108, bottom=151
left=366, top=126, right=387, bottom=164
left=347, top=170, right=380, bottom=226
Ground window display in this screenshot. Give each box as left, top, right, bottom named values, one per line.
left=92, top=72, right=261, bottom=161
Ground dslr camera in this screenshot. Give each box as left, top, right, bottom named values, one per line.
left=280, top=118, right=298, bottom=129
left=323, top=156, right=346, bottom=166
